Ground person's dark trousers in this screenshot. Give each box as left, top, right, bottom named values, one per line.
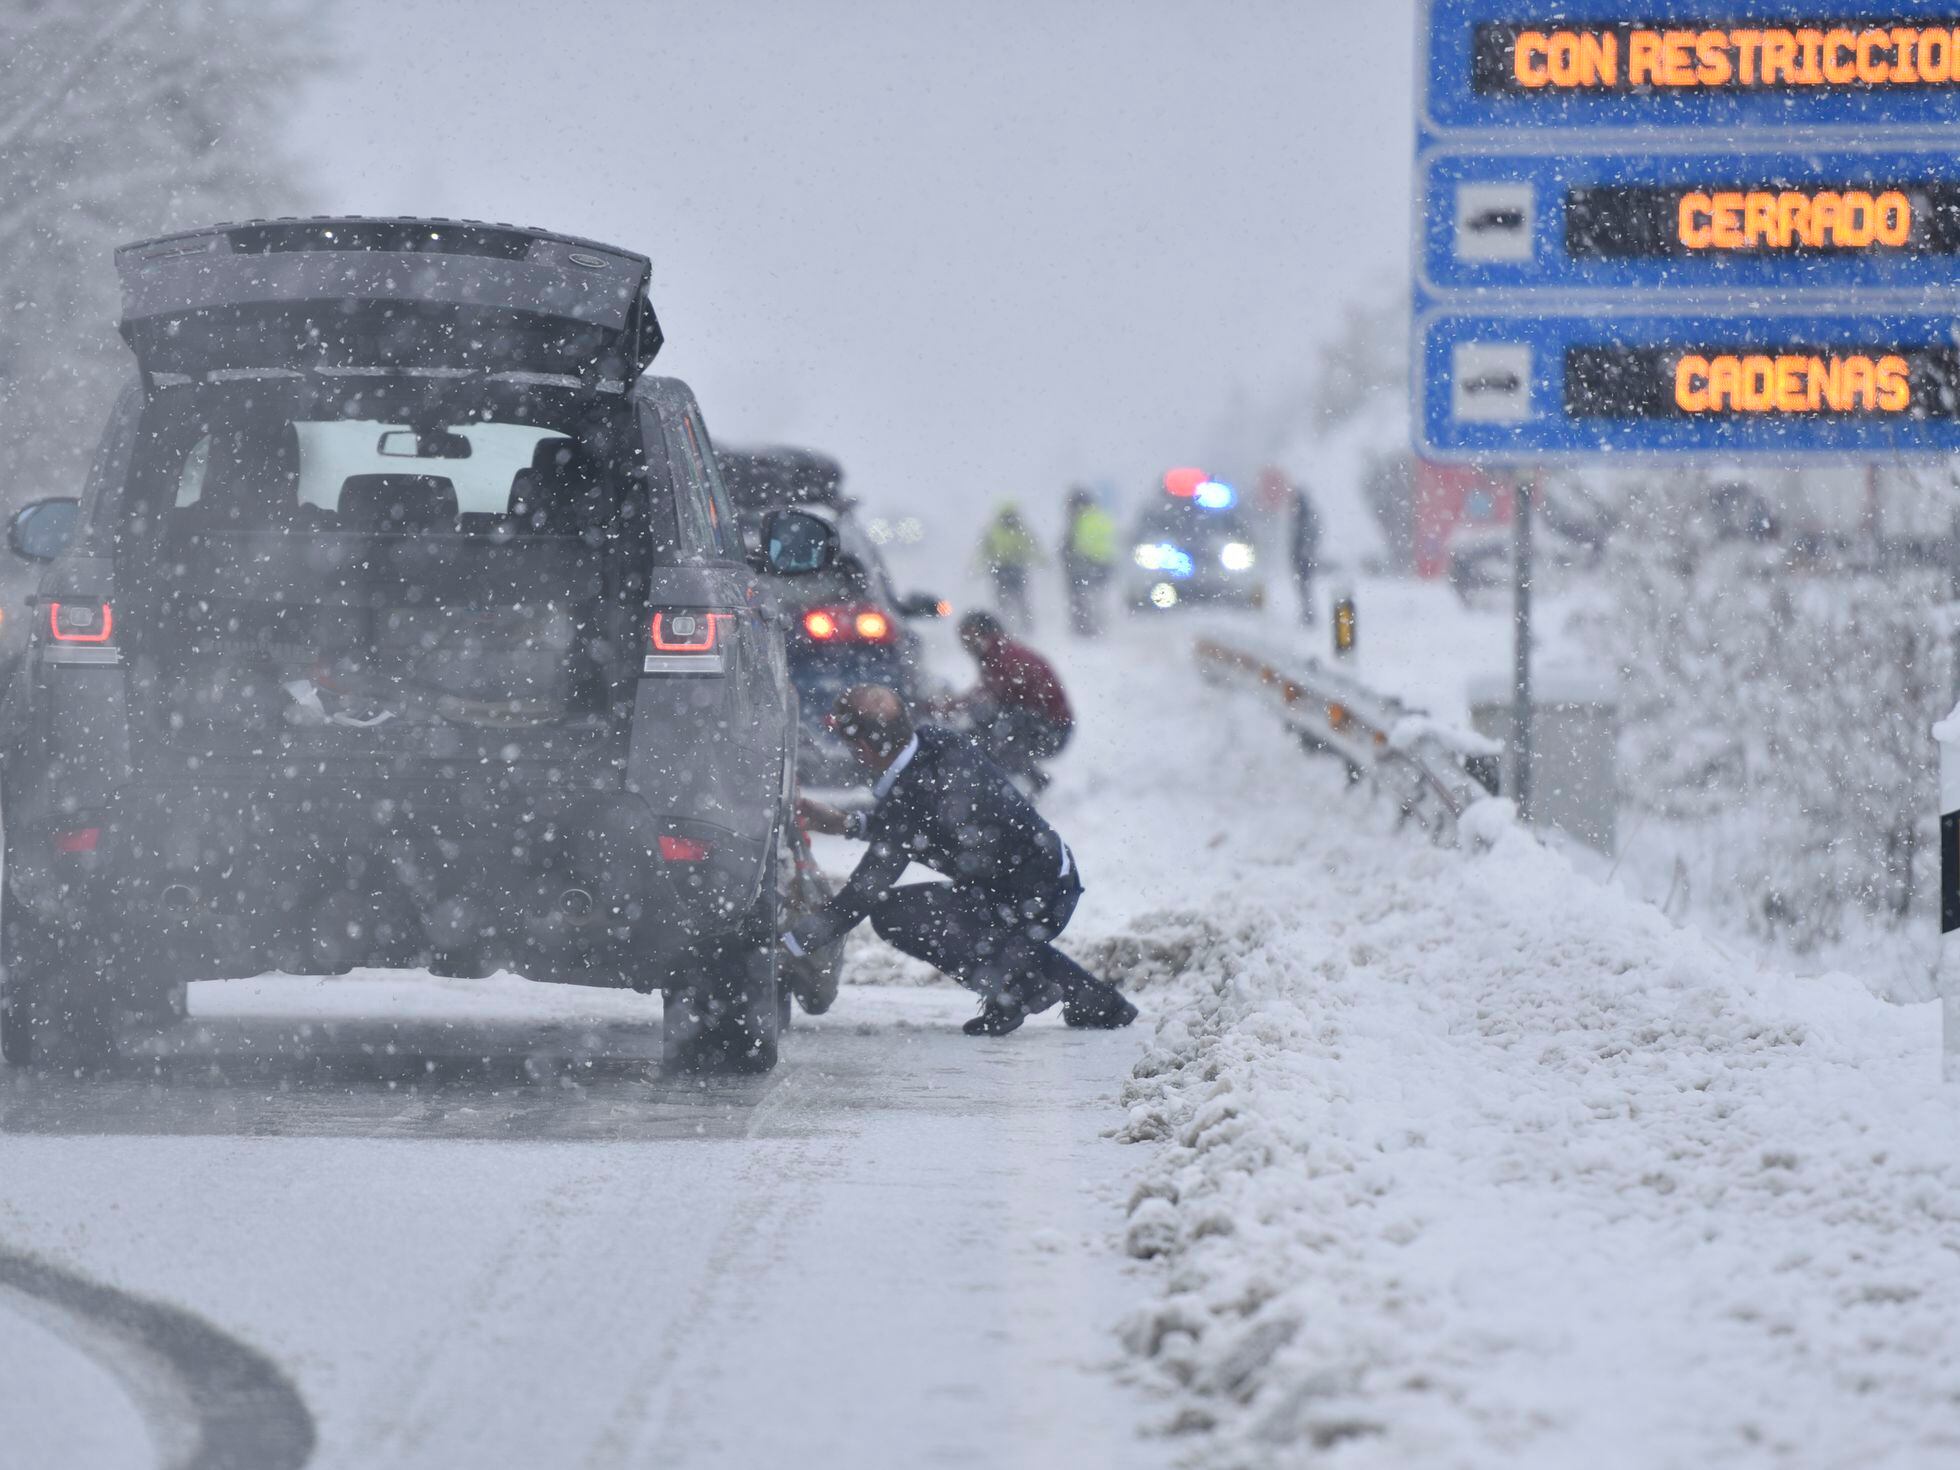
left=1064, top=556, right=1105, bottom=636
left=1295, top=568, right=1316, bottom=625
left=992, top=567, right=1032, bottom=631
left=868, top=875, right=1115, bottom=1013
left=973, top=703, right=1069, bottom=784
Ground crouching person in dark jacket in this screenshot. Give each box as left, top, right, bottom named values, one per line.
left=783, top=685, right=1138, bottom=1037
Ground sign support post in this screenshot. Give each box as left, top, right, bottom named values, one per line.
left=1511, top=469, right=1534, bottom=821
left=1938, top=707, right=1960, bottom=1080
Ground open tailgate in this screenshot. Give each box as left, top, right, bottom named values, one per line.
left=116, top=217, right=661, bottom=387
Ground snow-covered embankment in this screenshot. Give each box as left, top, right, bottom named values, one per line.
left=1061, top=632, right=1960, bottom=1468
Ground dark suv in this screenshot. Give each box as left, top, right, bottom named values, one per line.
left=719, top=445, right=943, bottom=785
left=0, top=217, right=839, bottom=1073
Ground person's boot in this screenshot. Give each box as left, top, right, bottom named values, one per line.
left=1063, top=983, right=1138, bottom=1030
left=963, top=997, right=1027, bottom=1036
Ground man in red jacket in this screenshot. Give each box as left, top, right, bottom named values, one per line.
left=934, top=610, right=1074, bottom=791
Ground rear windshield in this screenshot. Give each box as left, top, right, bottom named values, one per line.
left=719, top=450, right=842, bottom=511
left=117, top=381, right=660, bottom=543
left=175, top=421, right=569, bottom=520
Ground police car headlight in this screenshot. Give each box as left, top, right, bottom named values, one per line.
left=1220, top=542, right=1255, bottom=572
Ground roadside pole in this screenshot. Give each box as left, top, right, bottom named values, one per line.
left=1939, top=707, right=1960, bottom=1081
left=1511, top=470, right=1534, bottom=823
left=1333, top=588, right=1357, bottom=661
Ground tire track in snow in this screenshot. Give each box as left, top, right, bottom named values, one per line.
left=586, top=1058, right=854, bottom=1466
left=0, top=1246, right=315, bottom=1470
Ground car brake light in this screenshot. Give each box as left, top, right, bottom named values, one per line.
left=650, top=610, right=723, bottom=652
left=54, top=827, right=100, bottom=853
left=659, top=834, right=711, bottom=862
left=801, top=604, right=895, bottom=645
left=48, top=602, right=113, bottom=643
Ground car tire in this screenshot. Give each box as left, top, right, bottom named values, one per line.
left=2, top=914, right=116, bottom=1070
left=662, top=935, right=781, bottom=1075
left=661, top=832, right=783, bottom=1075
left=0, top=983, right=33, bottom=1067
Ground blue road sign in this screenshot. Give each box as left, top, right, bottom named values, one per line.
left=1416, top=305, right=1960, bottom=460
left=1416, top=1, right=1960, bottom=461
left=1423, top=0, right=1960, bottom=137
left=1420, top=142, right=1960, bottom=297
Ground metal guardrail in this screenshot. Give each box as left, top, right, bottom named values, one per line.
left=1193, top=636, right=1503, bottom=842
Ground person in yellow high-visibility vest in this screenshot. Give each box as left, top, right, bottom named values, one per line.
left=1060, top=486, right=1117, bottom=637
left=976, top=503, right=1043, bottom=631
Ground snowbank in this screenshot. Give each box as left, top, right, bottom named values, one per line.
left=1113, top=796, right=1960, bottom=1467
left=1386, top=713, right=1502, bottom=760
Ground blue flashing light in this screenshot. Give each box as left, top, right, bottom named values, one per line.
left=1133, top=542, right=1195, bottom=578
left=1194, top=480, right=1237, bottom=510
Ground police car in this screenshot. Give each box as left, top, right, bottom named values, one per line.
left=1124, top=470, right=1267, bottom=612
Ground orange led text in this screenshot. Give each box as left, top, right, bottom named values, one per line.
left=1673, top=353, right=1912, bottom=414
left=1677, top=189, right=1914, bottom=250
left=1514, top=25, right=1960, bottom=90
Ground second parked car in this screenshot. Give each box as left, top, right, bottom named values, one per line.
left=719, top=445, right=945, bottom=785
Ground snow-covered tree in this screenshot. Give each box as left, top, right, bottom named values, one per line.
left=0, top=0, right=317, bottom=510
left=1308, top=286, right=1407, bottom=435
left=1587, top=482, right=1951, bottom=951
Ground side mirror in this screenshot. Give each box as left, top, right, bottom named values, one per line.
left=895, top=592, right=949, bottom=619
left=10, top=498, right=81, bottom=562
left=760, top=509, right=837, bottom=576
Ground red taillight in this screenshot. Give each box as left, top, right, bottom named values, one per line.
left=801, top=605, right=895, bottom=645
left=48, top=602, right=113, bottom=643
left=53, top=827, right=100, bottom=854
left=659, top=834, right=711, bottom=862
left=650, top=610, right=723, bottom=653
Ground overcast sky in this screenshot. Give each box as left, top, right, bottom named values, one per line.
left=293, top=0, right=1415, bottom=557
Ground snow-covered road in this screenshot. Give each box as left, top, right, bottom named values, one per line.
left=0, top=979, right=1168, bottom=1468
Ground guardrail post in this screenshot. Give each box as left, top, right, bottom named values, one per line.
left=1332, top=588, right=1357, bottom=661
